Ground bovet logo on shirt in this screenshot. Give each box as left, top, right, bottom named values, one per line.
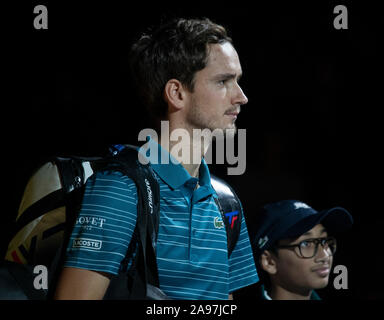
left=76, top=216, right=106, bottom=229
left=73, top=238, right=102, bottom=250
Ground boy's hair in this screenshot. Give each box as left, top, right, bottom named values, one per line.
left=129, top=17, right=232, bottom=120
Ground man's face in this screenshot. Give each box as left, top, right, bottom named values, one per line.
left=271, top=224, right=334, bottom=294
left=184, top=42, right=248, bottom=133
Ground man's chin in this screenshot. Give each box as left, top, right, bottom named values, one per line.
left=205, top=124, right=237, bottom=139
left=224, top=125, right=237, bottom=137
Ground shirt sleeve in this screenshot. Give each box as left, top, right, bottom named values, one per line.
left=228, top=202, right=259, bottom=293
left=63, top=170, right=138, bottom=275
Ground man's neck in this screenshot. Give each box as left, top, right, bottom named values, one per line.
left=159, top=126, right=212, bottom=178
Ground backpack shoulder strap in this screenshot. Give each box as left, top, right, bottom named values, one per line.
left=108, top=145, right=160, bottom=249
left=211, top=175, right=242, bottom=258
left=102, top=145, right=164, bottom=299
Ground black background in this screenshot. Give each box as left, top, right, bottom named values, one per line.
left=2, top=0, right=382, bottom=302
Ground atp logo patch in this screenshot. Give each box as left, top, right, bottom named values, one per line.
left=225, top=211, right=239, bottom=229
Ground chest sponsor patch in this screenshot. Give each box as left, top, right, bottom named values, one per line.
left=214, top=216, right=224, bottom=229
left=72, top=238, right=102, bottom=250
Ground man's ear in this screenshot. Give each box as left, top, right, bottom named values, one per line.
left=260, top=250, right=277, bottom=275
left=164, top=79, right=188, bottom=112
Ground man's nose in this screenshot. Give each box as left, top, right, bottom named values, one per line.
left=233, top=83, right=248, bottom=106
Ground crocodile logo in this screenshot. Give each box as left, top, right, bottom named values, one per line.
left=214, top=217, right=224, bottom=229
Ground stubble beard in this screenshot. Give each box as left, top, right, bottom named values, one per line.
left=186, top=101, right=238, bottom=137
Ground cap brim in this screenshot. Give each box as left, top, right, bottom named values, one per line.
left=282, top=207, right=353, bottom=239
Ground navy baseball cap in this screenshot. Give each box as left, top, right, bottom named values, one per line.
left=252, top=200, right=353, bottom=257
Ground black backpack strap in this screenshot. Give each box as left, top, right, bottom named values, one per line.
left=211, top=175, right=242, bottom=257
left=103, top=146, right=160, bottom=254
left=101, top=146, right=166, bottom=299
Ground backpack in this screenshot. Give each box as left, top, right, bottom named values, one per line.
left=1, top=144, right=243, bottom=300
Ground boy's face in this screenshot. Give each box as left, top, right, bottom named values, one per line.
left=184, top=42, right=248, bottom=134
left=269, top=224, right=334, bottom=293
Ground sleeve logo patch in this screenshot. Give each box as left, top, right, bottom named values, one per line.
left=73, top=238, right=102, bottom=250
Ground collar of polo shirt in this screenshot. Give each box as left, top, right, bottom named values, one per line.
left=140, top=138, right=214, bottom=199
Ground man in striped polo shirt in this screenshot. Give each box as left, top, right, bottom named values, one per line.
left=54, top=18, right=258, bottom=299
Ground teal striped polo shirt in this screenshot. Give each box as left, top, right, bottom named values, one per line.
left=64, top=139, right=259, bottom=299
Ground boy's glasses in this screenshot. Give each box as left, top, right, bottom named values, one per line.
left=274, top=237, right=337, bottom=259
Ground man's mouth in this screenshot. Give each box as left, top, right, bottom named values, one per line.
left=225, top=109, right=240, bottom=118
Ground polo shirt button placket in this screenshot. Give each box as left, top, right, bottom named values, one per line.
left=190, top=202, right=198, bottom=263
